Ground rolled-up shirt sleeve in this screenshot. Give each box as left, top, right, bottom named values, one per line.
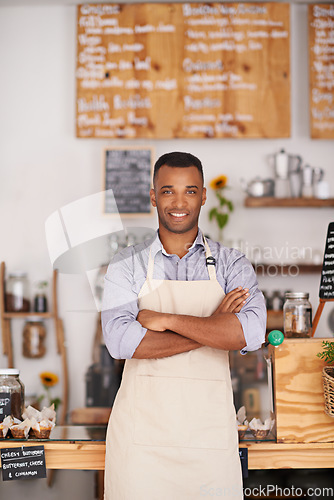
left=224, top=250, right=267, bottom=354
left=101, top=252, right=147, bottom=360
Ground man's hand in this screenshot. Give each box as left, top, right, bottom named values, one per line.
left=212, top=287, right=249, bottom=315
left=137, top=309, right=168, bottom=332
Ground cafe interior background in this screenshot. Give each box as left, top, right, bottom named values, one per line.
left=0, top=0, right=334, bottom=498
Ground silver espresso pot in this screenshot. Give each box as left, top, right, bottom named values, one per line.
left=240, top=177, right=275, bottom=197
left=269, top=149, right=302, bottom=179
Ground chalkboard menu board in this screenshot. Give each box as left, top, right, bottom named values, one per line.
left=76, top=3, right=290, bottom=139
left=1, top=446, right=47, bottom=481
left=319, top=222, right=334, bottom=299
left=309, top=4, right=334, bottom=139
left=103, top=147, right=153, bottom=214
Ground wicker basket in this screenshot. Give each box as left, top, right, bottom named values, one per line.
left=322, top=366, right=334, bottom=418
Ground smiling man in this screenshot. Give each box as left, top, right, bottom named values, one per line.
left=102, top=152, right=266, bottom=499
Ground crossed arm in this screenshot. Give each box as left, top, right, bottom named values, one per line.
left=133, top=288, right=248, bottom=359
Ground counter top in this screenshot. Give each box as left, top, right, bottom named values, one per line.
left=1, top=427, right=334, bottom=470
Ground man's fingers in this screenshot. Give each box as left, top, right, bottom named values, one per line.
left=233, top=304, right=244, bottom=313
left=221, top=289, right=249, bottom=309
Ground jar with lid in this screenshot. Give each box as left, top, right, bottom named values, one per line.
left=22, top=319, right=46, bottom=358
left=33, top=281, right=48, bottom=313
left=283, top=292, right=312, bottom=338
left=5, top=272, right=30, bottom=312
left=0, top=369, right=25, bottom=421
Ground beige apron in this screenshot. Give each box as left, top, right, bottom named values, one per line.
left=104, top=240, right=242, bottom=500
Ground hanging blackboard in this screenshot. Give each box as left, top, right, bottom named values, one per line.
left=1, top=446, right=47, bottom=481
left=102, top=147, right=154, bottom=215
left=319, top=222, right=334, bottom=299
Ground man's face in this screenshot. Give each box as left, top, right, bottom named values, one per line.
left=150, top=165, right=206, bottom=235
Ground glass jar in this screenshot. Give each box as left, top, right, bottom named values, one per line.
left=34, top=293, right=47, bottom=313
left=283, top=292, right=312, bottom=338
left=22, top=320, right=46, bottom=358
left=33, top=280, right=48, bottom=313
left=0, top=369, right=25, bottom=421
left=5, top=272, right=30, bottom=312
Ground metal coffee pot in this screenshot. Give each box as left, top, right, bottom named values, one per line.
left=240, top=177, right=275, bottom=197
left=269, top=149, right=303, bottom=180
left=269, top=149, right=303, bottom=198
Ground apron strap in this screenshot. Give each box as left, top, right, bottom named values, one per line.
left=147, top=246, right=155, bottom=281
left=203, top=238, right=217, bottom=281
left=147, top=236, right=218, bottom=282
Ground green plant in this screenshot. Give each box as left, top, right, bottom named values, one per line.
left=35, top=280, right=48, bottom=290
left=208, top=175, right=234, bottom=240
left=37, top=371, right=61, bottom=411
left=317, top=340, right=334, bottom=365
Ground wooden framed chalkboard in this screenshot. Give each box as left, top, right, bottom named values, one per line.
left=76, top=3, right=290, bottom=139
left=312, top=221, right=334, bottom=336
left=309, top=4, right=334, bottom=139
left=102, top=147, right=154, bottom=215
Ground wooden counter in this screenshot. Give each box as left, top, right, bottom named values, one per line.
left=2, top=340, right=334, bottom=472
left=1, top=431, right=334, bottom=470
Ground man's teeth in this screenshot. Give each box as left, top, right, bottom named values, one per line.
left=170, top=213, right=187, bottom=217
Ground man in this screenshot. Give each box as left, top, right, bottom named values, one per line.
left=102, top=152, right=266, bottom=499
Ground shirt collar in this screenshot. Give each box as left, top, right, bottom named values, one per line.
left=150, top=228, right=205, bottom=258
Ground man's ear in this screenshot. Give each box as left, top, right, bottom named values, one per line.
left=201, top=187, right=207, bottom=206
left=150, top=188, right=157, bottom=207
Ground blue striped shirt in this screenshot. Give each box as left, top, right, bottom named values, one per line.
left=102, top=229, right=266, bottom=359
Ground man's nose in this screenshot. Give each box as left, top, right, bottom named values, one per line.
left=174, top=192, right=187, bottom=207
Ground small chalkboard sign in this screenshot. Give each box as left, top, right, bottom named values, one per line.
left=319, top=222, right=334, bottom=299
left=0, top=393, right=11, bottom=422
left=1, top=445, right=47, bottom=481
left=102, top=147, right=154, bottom=215
left=239, top=448, right=248, bottom=479
left=312, top=222, right=334, bottom=336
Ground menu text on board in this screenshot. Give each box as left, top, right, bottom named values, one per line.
left=76, top=3, right=290, bottom=139
left=1, top=446, right=47, bottom=481
left=319, top=222, right=334, bottom=299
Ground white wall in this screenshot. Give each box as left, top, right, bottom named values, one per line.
left=0, top=3, right=333, bottom=498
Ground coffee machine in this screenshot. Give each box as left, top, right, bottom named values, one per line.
left=85, top=345, right=124, bottom=407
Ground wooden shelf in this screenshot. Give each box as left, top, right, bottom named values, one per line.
left=253, top=263, right=322, bottom=275
left=244, top=197, right=334, bottom=208
left=3, top=312, right=54, bottom=319
left=0, top=261, right=68, bottom=426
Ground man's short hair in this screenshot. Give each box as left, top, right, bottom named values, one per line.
left=153, top=152, right=204, bottom=184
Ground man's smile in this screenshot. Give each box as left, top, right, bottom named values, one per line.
left=168, top=211, right=189, bottom=221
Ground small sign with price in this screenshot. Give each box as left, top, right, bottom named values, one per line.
left=1, top=445, right=47, bottom=481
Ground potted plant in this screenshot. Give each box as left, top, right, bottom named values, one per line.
left=317, top=340, right=334, bottom=417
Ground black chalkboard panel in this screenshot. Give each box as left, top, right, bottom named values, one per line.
left=103, top=147, right=154, bottom=215
left=319, top=222, right=334, bottom=299
left=0, top=392, right=11, bottom=422
left=1, top=446, right=47, bottom=481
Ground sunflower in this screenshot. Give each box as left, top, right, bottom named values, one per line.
left=40, top=371, right=59, bottom=387
left=208, top=174, right=233, bottom=240
left=209, top=175, right=228, bottom=190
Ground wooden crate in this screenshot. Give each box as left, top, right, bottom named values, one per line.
left=270, top=338, right=334, bottom=443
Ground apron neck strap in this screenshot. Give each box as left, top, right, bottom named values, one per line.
left=203, top=238, right=217, bottom=280
left=147, top=237, right=218, bottom=281
left=147, top=246, right=155, bottom=280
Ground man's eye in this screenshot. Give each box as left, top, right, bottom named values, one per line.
left=187, top=190, right=196, bottom=194
left=162, top=190, right=172, bottom=194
